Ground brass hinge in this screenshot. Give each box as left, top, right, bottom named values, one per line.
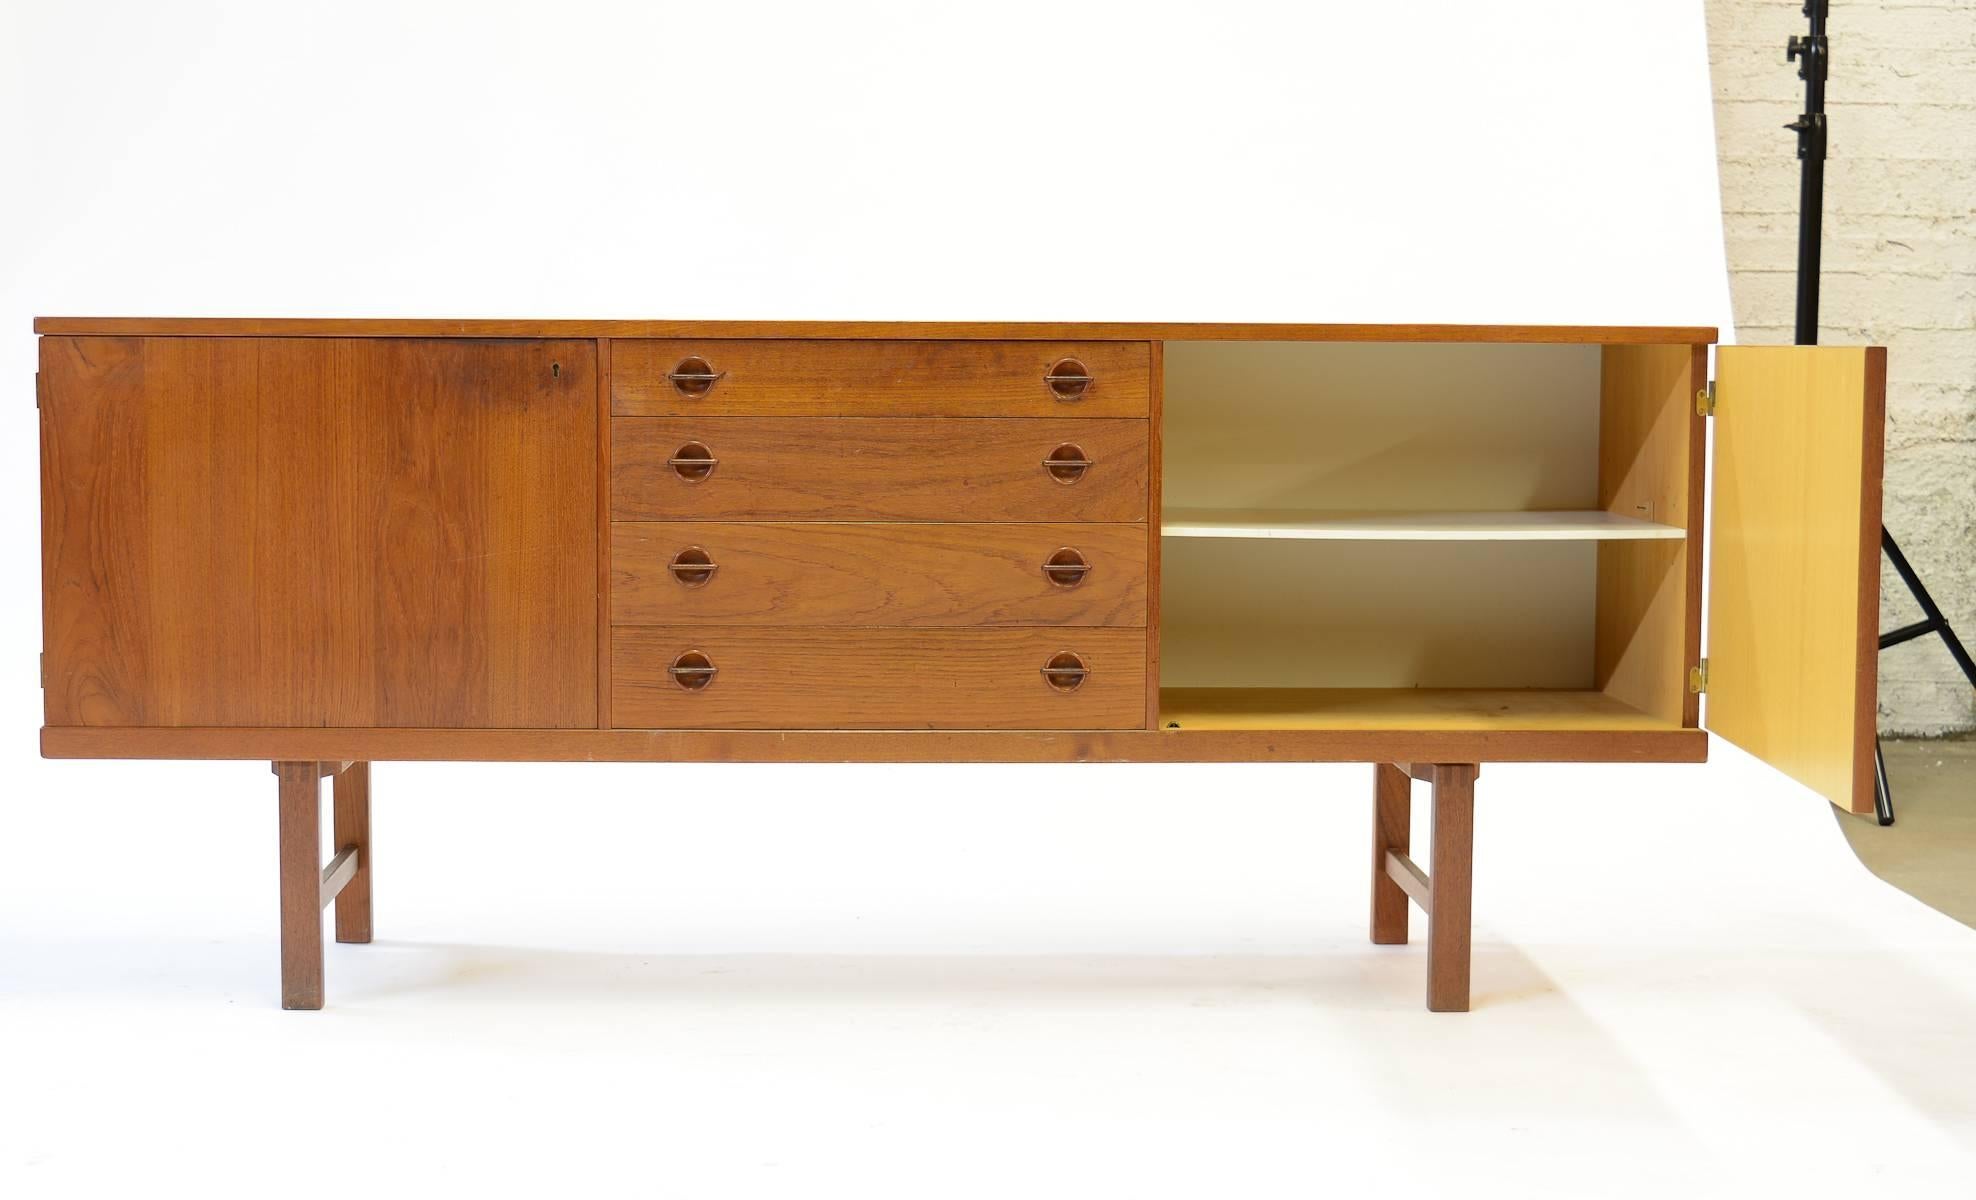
left=39, top=652, right=46, bottom=688
left=1696, top=381, right=1716, bottom=417
left=35, top=371, right=43, bottom=410
left=1689, top=659, right=1709, bottom=694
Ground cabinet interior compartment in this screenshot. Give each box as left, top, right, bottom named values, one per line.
left=1158, top=341, right=1699, bottom=732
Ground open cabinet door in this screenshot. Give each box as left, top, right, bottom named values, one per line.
left=1707, top=346, right=1886, bottom=814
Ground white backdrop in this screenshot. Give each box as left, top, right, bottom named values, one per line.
left=0, top=0, right=1732, bottom=326
left=0, top=0, right=1736, bottom=746
left=15, top=5, right=1966, bottom=1199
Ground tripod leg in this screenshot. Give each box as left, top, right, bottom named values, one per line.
left=1873, top=528, right=1976, bottom=830
left=1882, top=530, right=1976, bottom=688
left=1873, top=737, right=1894, bottom=827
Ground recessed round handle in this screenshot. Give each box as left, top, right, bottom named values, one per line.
left=1040, top=651, right=1090, bottom=693
left=1045, top=357, right=1093, bottom=402
left=668, top=546, right=719, bottom=588
left=669, top=650, right=717, bottom=690
left=1042, top=547, right=1091, bottom=588
left=668, top=441, right=718, bottom=483
left=668, top=355, right=724, bottom=399
left=1042, top=443, right=1093, bottom=484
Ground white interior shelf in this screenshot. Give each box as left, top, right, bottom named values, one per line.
left=1160, top=508, right=1686, bottom=542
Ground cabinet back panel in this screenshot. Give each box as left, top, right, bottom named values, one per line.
left=39, top=336, right=598, bottom=728
left=1163, top=341, right=1600, bottom=513
left=1160, top=539, right=1595, bottom=689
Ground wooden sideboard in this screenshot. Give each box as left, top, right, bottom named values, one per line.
left=34, top=318, right=1887, bottom=1012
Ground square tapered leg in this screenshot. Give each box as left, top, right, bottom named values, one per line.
left=275, top=761, right=325, bottom=1010
left=333, top=763, right=372, bottom=944
left=1370, top=763, right=1412, bottom=945
left=1426, top=763, right=1476, bottom=1013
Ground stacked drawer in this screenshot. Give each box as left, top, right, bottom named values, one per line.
left=607, top=340, right=1153, bottom=729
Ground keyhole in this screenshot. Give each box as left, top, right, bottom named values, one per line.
left=551, top=362, right=561, bottom=378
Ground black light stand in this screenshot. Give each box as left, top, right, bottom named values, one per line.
left=1786, top=2, right=1976, bottom=826
left=1786, top=3, right=1827, bottom=346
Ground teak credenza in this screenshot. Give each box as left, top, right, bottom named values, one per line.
left=35, top=318, right=1888, bottom=1012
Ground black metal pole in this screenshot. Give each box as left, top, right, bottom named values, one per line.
left=1787, top=2, right=1829, bottom=346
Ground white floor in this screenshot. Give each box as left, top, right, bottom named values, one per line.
left=4, top=745, right=1974, bottom=1197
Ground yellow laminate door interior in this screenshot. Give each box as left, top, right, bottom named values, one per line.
left=1707, top=345, right=1886, bottom=814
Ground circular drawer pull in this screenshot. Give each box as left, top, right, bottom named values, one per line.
left=1044, top=358, right=1093, bottom=402
left=668, top=356, right=724, bottom=398
left=1042, top=547, right=1091, bottom=588
left=668, top=546, right=719, bottom=588
left=1042, top=443, right=1093, bottom=484
left=667, top=441, right=718, bottom=483
left=1040, top=651, right=1090, bottom=693
left=668, top=650, right=718, bottom=690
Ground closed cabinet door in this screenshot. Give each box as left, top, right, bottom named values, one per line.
left=39, top=337, right=598, bottom=728
left=1706, top=345, right=1886, bottom=813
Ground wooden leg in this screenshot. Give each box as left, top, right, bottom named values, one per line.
left=1426, top=763, right=1477, bottom=1013
left=333, top=762, right=372, bottom=944
left=276, top=761, right=325, bottom=1010
left=1370, top=763, right=1411, bottom=945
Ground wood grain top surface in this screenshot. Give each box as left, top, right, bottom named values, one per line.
left=33, top=317, right=1719, bottom=344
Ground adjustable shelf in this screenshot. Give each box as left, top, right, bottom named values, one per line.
left=1161, top=508, right=1685, bottom=542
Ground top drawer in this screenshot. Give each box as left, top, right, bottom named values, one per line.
left=610, top=340, right=1151, bottom=418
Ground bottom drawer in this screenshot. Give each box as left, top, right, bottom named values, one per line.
left=612, top=627, right=1146, bottom=729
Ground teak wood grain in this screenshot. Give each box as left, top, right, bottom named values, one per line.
left=42, top=724, right=1710, bottom=764
left=612, top=522, right=1148, bottom=627
left=332, top=762, right=371, bottom=944
left=1370, top=763, right=1411, bottom=945
left=611, top=417, right=1149, bottom=523
left=38, top=336, right=597, bottom=728
left=596, top=337, right=615, bottom=729
left=35, top=317, right=1720, bottom=345
left=1426, top=763, right=1476, bottom=1012
left=612, top=339, right=1151, bottom=418
left=276, top=761, right=324, bottom=1010
left=611, top=627, right=1146, bottom=729
left=1145, top=340, right=1164, bottom=730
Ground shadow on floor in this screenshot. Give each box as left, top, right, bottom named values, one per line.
left=1836, top=736, right=1976, bottom=928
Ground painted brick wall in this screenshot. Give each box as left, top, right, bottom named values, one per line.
left=1708, top=1, right=1975, bottom=735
